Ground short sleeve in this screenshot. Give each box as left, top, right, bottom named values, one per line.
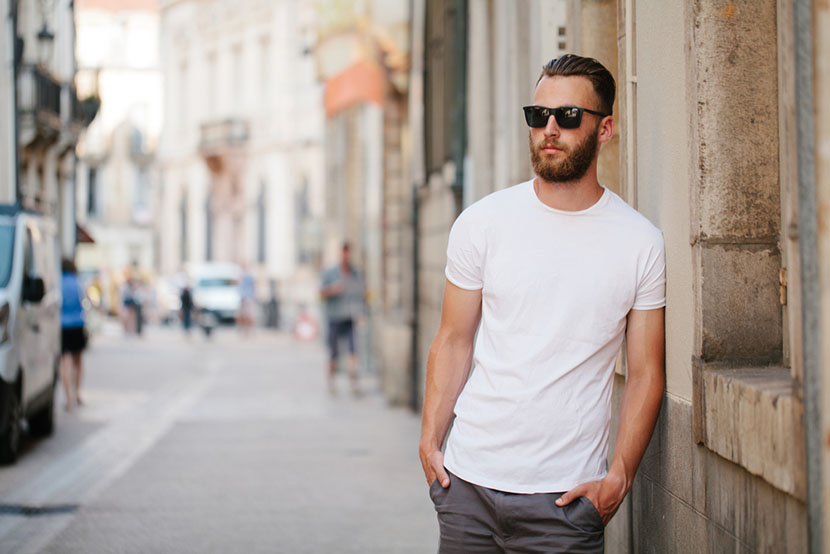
left=445, top=207, right=485, bottom=290
left=632, top=233, right=666, bottom=310
left=320, top=268, right=337, bottom=287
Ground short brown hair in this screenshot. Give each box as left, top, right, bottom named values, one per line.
left=537, top=54, right=616, bottom=116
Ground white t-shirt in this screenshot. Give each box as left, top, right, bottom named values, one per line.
left=443, top=180, right=666, bottom=494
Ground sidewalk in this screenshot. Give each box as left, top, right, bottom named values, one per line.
left=8, top=324, right=439, bottom=553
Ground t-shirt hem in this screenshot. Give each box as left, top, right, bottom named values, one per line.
left=631, top=300, right=666, bottom=310
left=444, top=459, right=606, bottom=495
left=444, top=268, right=483, bottom=291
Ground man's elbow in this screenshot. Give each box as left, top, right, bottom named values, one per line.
left=628, top=362, right=665, bottom=391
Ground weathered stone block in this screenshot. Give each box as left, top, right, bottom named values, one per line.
left=693, top=0, right=780, bottom=240
left=700, top=244, right=782, bottom=364
left=701, top=367, right=805, bottom=499
left=622, top=394, right=807, bottom=552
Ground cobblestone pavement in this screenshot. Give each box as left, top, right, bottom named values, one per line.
left=0, top=322, right=438, bottom=553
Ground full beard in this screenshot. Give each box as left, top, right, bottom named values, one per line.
left=529, top=126, right=599, bottom=183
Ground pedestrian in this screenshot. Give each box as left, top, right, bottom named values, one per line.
left=60, top=258, right=87, bottom=410
left=419, top=54, right=666, bottom=553
left=320, top=242, right=365, bottom=396
left=237, top=264, right=256, bottom=335
left=180, top=282, right=194, bottom=334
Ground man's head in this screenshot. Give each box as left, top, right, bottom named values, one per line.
left=536, top=55, right=615, bottom=117
left=526, top=55, right=616, bottom=184
left=341, top=242, right=351, bottom=265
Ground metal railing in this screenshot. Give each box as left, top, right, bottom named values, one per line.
left=199, top=118, right=250, bottom=153
left=18, top=64, right=61, bottom=120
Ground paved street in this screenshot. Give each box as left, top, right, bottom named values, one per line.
left=0, top=321, right=438, bottom=554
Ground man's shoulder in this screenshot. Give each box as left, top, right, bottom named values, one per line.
left=603, top=189, right=664, bottom=244
left=321, top=266, right=340, bottom=281
left=458, top=181, right=531, bottom=220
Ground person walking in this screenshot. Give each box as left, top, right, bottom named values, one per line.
left=320, top=243, right=365, bottom=396
left=180, top=282, right=194, bottom=335
left=60, top=259, right=87, bottom=410
left=419, top=54, right=666, bottom=553
left=237, top=265, right=257, bottom=335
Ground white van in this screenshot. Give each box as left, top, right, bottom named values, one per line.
left=188, top=262, right=242, bottom=324
left=0, top=205, right=61, bottom=463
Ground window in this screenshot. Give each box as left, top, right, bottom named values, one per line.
left=87, top=167, right=98, bottom=216
left=206, top=52, right=216, bottom=118
left=179, top=191, right=188, bottom=263
left=205, top=196, right=213, bottom=261
left=257, top=181, right=266, bottom=264
left=134, top=168, right=150, bottom=211
left=259, top=36, right=271, bottom=107
left=179, top=61, right=188, bottom=137
left=0, top=225, right=13, bottom=288
left=231, top=44, right=243, bottom=113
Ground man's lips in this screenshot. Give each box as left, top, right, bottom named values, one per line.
left=539, top=143, right=563, bottom=153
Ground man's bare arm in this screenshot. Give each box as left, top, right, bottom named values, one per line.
left=556, top=307, right=665, bottom=523
left=419, top=280, right=482, bottom=488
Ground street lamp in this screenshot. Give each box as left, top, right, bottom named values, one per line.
left=36, top=0, right=55, bottom=66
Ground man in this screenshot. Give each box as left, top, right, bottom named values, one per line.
left=419, top=54, right=666, bottom=553
left=237, top=264, right=257, bottom=335
left=320, top=243, right=366, bottom=395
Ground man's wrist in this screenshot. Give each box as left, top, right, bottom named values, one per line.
left=603, top=466, right=631, bottom=497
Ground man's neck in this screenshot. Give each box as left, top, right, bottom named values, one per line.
left=533, top=174, right=604, bottom=212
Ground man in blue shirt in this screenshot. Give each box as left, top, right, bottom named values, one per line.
left=320, top=243, right=365, bottom=395
left=60, top=259, right=86, bottom=410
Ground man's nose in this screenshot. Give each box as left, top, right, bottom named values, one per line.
left=544, top=115, right=560, bottom=137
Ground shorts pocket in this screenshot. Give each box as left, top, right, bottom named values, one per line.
left=428, top=476, right=451, bottom=506
left=578, top=496, right=605, bottom=529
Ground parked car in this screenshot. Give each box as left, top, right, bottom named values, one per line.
left=0, top=205, right=61, bottom=463
left=188, top=262, right=241, bottom=324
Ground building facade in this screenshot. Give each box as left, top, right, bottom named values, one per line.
left=1, top=0, right=88, bottom=256
left=404, top=0, right=827, bottom=550
left=73, top=0, right=162, bottom=301
left=157, top=0, right=324, bottom=313
left=312, top=0, right=412, bottom=392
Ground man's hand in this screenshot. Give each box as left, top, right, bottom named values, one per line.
left=554, top=471, right=628, bottom=525
left=419, top=445, right=450, bottom=488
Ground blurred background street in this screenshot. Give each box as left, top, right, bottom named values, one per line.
left=0, top=321, right=436, bottom=553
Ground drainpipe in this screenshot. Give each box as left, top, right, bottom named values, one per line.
left=7, top=0, right=20, bottom=205
left=408, top=0, right=425, bottom=412
left=794, top=0, right=821, bottom=552
left=410, top=173, right=420, bottom=412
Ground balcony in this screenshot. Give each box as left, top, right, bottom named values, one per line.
left=199, top=118, right=249, bottom=155
left=17, top=64, right=62, bottom=144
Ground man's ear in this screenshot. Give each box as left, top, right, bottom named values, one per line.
left=598, top=116, right=614, bottom=144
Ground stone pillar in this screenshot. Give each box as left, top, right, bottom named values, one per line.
left=690, top=0, right=782, bottom=365
left=568, top=0, right=620, bottom=194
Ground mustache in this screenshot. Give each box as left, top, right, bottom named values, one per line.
left=537, top=140, right=564, bottom=150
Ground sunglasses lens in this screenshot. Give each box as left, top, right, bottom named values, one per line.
left=524, top=107, right=547, bottom=128
left=554, top=107, right=582, bottom=129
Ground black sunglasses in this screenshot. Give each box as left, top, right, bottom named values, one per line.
left=522, top=105, right=609, bottom=129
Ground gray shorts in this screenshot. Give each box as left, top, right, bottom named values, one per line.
left=429, top=471, right=605, bottom=554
